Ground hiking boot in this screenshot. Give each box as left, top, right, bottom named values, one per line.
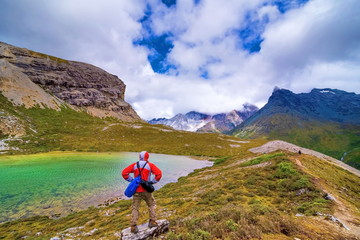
left=131, top=225, right=139, bottom=233
left=148, top=220, right=158, bottom=228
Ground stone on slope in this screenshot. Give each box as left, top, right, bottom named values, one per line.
left=0, top=112, right=26, bottom=137
left=119, top=219, right=169, bottom=240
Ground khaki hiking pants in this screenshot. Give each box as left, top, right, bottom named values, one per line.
left=131, top=192, right=156, bottom=226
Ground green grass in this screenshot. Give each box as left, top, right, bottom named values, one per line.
left=234, top=113, right=360, bottom=170
left=1, top=94, right=360, bottom=239
left=291, top=154, right=360, bottom=211
left=0, top=92, right=265, bottom=158
left=1, top=151, right=355, bottom=239
left=1, top=93, right=267, bottom=157
left=239, top=152, right=284, bottom=167
left=28, top=50, right=69, bottom=64
left=213, top=156, right=230, bottom=165
left=343, top=147, right=360, bottom=169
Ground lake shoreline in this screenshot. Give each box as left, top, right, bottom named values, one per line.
left=0, top=152, right=213, bottom=224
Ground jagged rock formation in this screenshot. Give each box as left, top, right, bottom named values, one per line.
left=149, top=111, right=211, bottom=132
left=0, top=42, right=141, bottom=121
left=149, top=104, right=258, bottom=133
left=198, top=104, right=259, bottom=133
left=119, top=219, right=169, bottom=240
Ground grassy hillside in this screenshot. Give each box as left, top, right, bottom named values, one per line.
left=1, top=94, right=360, bottom=239
left=233, top=113, right=360, bottom=169
left=1, top=150, right=359, bottom=239
left=0, top=93, right=265, bottom=157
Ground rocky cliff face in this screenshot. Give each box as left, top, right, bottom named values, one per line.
left=0, top=42, right=141, bottom=121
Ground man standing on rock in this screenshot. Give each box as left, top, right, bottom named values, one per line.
left=122, top=151, right=162, bottom=233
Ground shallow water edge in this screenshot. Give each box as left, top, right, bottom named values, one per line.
left=0, top=151, right=213, bottom=223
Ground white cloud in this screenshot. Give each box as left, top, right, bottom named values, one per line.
left=258, top=0, right=360, bottom=92
left=257, top=5, right=280, bottom=22
left=1, top=0, right=359, bottom=120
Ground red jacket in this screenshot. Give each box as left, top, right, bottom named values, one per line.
left=122, top=160, right=162, bottom=192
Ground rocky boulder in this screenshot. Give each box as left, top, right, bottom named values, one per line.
left=119, top=219, right=169, bottom=240
left=0, top=111, right=26, bottom=137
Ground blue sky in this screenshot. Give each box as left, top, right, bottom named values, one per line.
left=136, top=0, right=310, bottom=75
left=0, top=0, right=359, bottom=119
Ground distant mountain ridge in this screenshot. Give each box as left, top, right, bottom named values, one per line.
left=255, top=88, right=359, bottom=124
left=232, top=88, right=360, bottom=169
left=149, top=104, right=258, bottom=132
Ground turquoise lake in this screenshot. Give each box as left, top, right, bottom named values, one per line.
left=0, top=152, right=212, bottom=223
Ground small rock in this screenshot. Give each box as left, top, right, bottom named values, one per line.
left=295, top=213, right=304, bottom=217
left=324, top=193, right=336, bottom=201
left=296, top=188, right=309, bottom=196
left=63, top=226, right=85, bottom=234
left=317, top=213, right=350, bottom=230
left=84, top=228, right=98, bottom=236
left=119, top=219, right=169, bottom=240
left=50, top=237, right=61, bottom=240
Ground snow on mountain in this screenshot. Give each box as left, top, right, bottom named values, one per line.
left=148, top=111, right=211, bottom=131
left=148, top=104, right=258, bottom=133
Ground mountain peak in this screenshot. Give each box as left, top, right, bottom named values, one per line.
left=311, top=88, right=356, bottom=95
left=233, top=87, right=360, bottom=170
left=149, top=104, right=258, bottom=133
left=184, top=111, right=210, bottom=120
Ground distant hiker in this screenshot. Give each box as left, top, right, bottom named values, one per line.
left=122, top=151, right=162, bottom=233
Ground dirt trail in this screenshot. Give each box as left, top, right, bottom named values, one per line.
left=249, top=140, right=360, bottom=177
left=249, top=140, right=360, bottom=237
left=293, top=157, right=360, bottom=237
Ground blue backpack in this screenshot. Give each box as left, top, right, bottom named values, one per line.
left=124, top=175, right=141, bottom=198
left=124, top=161, right=148, bottom=198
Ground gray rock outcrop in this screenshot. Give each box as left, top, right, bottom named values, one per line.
left=0, top=41, right=141, bottom=121
left=0, top=112, right=26, bottom=137
left=119, top=219, right=169, bottom=240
